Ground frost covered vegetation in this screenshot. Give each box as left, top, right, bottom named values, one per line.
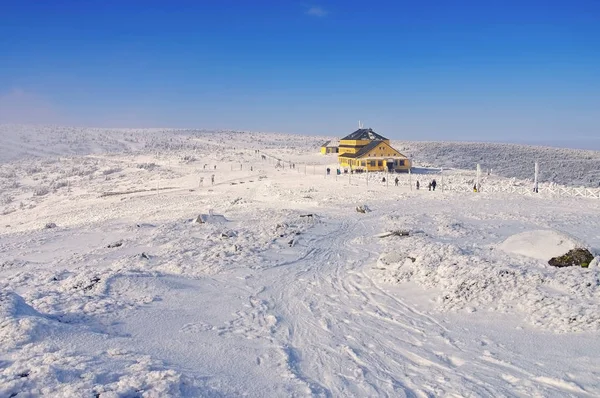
left=397, top=141, right=600, bottom=187
left=1, top=125, right=600, bottom=397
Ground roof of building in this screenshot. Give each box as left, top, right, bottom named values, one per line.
left=320, top=139, right=339, bottom=147
left=341, top=128, right=388, bottom=141
left=339, top=140, right=408, bottom=159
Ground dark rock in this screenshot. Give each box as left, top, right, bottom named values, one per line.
left=107, top=241, right=123, bottom=248
left=44, top=222, right=57, bottom=229
left=548, top=248, right=594, bottom=268
left=356, top=205, right=371, bottom=213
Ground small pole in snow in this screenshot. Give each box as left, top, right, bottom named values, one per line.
left=409, top=168, right=412, bottom=191
left=441, top=168, right=444, bottom=192
left=534, top=162, right=539, bottom=193
left=477, top=165, right=482, bottom=191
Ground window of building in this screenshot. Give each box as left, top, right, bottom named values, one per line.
left=370, top=160, right=376, bottom=167
left=378, top=160, right=383, bottom=167
left=361, top=161, right=366, bottom=166
left=399, top=160, right=405, bottom=166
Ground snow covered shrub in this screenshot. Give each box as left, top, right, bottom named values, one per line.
left=25, top=166, right=43, bottom=175
left=32, top=186, right=50, bottom=197
left=102, top=167, right=122, bottom=175
left=0, top=168, right=17, bottom=179
left=137, top=162, right=158, bottom=170
left=0, top=195, right=14, bottom=205
left=51, top=179, right=68, bottom=190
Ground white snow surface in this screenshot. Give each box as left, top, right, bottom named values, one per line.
left=1, top=125, right=600, bottom=397
left=498, top=230, right=582, bottom=261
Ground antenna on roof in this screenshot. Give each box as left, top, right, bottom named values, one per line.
left=358, top=120, right=363, bottom=129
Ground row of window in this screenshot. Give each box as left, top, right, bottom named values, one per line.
left=345, top=159, right=406, bottom=167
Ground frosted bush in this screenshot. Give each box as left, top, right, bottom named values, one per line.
left=51, top=179, right=69, bottom=190
left=26, top=166, right=43, bottom=175
left=137, top=163, right=158, bottom=170
left=33, top=186, right=50, bottom=197
left=0, top=195, right=13, bottom=205
left=102, top=167, right=122, bottom=175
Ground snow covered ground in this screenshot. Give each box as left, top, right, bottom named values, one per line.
left=395, top=140, right=600, bottom=188
left=1, top=125, right=600, bottom=397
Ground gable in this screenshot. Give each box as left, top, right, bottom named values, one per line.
left=357, top=141, right=406, bottom=159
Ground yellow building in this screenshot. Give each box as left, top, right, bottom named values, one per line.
left=338, top=128, right=411, bottom=172
left=320, top=140, right=339, bottom=154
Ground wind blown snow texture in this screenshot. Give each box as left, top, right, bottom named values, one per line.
left=397, top=140, right=600, bottom=187
left=1, top=125, right=600, bottom=397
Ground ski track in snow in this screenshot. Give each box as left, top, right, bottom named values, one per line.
left=1, top=125, right=600, bottom=397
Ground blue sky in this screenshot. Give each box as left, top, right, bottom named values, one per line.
left=1, top=0, right=599, bottom=146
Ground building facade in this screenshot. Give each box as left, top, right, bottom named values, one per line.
left=337, top=128, right=411, bottom=172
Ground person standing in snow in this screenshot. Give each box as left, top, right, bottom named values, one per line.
left=431, top=179, right=437, bottom=191
left=394, top=177, right=399, bottom=186
left=416, top=180, right=420, bottom=190
left=211, top=174, right=215, bottom=185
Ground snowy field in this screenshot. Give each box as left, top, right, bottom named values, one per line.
left=1, top=125, right=600, bottom=397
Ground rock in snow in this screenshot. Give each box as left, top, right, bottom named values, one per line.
left=549, top=248, right=595, bottom=268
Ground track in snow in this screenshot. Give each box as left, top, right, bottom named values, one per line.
left=226, top=214, right=592, bottom=397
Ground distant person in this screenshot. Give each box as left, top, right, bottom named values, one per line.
left=211, top=174, right=215, bottom=185
left=214, top=165, right=217, bottom=170
left=326, top=167, right=330, bottom=175
left=428, top=182, right=431, bottom=191
left=382, top=177, right=386, bottom=183
left=416, top=180, right=420, bottom=190
left=473, top=184, right=477, bottom=192
left=431, top=179, right=437, bottom=191
left=394, top=177, right=399, bottom=186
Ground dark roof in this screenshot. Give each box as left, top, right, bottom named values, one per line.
left=338, top=140, right=408, bottom=159
left=354, top=140, right=384, bottom=158
left=341, top=128, right=388, bottom=141
left=321, top=140, right=331, bottom=147
left=338, top=140, right=383, bottom=159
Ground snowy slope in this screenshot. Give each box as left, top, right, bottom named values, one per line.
left=1, top=126, right=600, bottom=397
left=394, top=140, right=600, bottom=187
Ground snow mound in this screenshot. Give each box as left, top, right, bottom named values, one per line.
left=0, top=348, right=203, bottom=398
left=0, top=292, right=54, bottom=349
left=499, top=230, right=581, bottom=261
left=193, top=213, right=228, bottom=224
left=373, top=236, right=600, bottom=333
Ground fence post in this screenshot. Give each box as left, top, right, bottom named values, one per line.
left=478, top=164, right=481, bottom=191
left=409, top=168, right=412, bottom=191
left=441, top=168, right=444, bottom=192
left=534, top=162, right=539, bottom=193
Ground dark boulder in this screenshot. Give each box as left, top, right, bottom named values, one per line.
left=548, top=248, right=594, bottom=268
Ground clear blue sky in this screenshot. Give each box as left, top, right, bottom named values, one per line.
left=1, top=0, right=599, bottom=146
